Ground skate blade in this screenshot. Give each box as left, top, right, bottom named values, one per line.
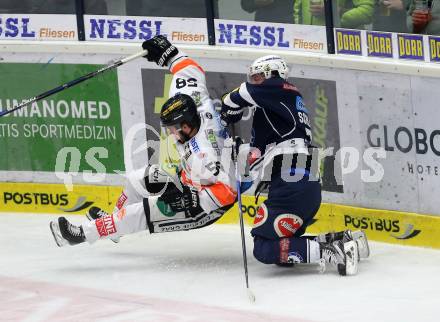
left=343, top=240, right=359, bottom=276
left=49, top=220, right=68, bottom=247
left=110, top=236, right=120, bottom=243
left=318, top=258, right=326, bottom=274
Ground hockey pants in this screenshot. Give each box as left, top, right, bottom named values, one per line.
left=251, top=174, right=322, bottom=265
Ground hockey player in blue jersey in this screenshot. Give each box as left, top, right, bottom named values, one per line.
left=220, top=55, right=369, bottom=275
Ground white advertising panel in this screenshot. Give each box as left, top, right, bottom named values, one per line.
left=356, top=72, right=419, bottom=212
left=84, top=15, right=208, bottom=45
left=0, top=14, right=77, bottom=41
left=395, top=76, right=440, bottom=214
left=215, top=19, right=327, bottom=53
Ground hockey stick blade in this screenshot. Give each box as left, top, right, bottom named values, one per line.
left=0, top=49, right=148, bottom=118
left=247, top=288, right=256, bottom=303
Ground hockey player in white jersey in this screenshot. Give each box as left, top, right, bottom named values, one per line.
left=50, top=35, right=237, bottom=246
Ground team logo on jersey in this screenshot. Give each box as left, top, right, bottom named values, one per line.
left=190, top=137, right=200, bottom=153
left=183, top=150, right=192, bottom=160
left=287, top=251, right=304, bottom=264
left=253, top=204, right=268, bottom=228
left=205, top=112, right=213, bottom=119
left=205, top=129, right=216, bottom=143
left=182, top=142, right=192, bottom=160
left=191, top=91, right=202, bottom=106
left=205, top=129, right=220, bottom=155
left=295, top=96, right=309, bottom=113
left=274, top=214, right=303, bottom=237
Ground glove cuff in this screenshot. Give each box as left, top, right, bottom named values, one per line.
left=168, top=52, right=189, bottom=70
left=158, top=45, right=179, bottom=67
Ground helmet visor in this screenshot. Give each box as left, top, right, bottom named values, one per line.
left=247, top=72, right=266, bottom=84
left=161, top=122, right=190, bottom=143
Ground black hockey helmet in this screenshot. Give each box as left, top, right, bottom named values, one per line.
left=160, top=93, right=200, bottom=129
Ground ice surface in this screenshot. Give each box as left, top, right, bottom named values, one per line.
left=1, top=213, right=439, bottom=322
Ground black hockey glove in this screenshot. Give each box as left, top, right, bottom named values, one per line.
left=220, top=93, right=243, bottom=127
left=159, top=184, right=200, bottom=213
left=142, top=35, right=178, bottom=67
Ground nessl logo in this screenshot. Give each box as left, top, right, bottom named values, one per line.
left=0, top=17, right=76, bottom=39
left=217, top=22, right=290, bottom=48
left=0, top=17, right=35, bottom=38
left=217, top=22, right=324, bottom=52
left=88, top=17, right=162, bottom=40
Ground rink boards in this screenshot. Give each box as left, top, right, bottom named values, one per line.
left=1, top=45, right=440, bottom=251
left=0, top=182, right=439, bottom=249
left=1, top=49, right=440, bottom=216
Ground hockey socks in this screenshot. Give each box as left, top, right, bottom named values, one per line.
left=253, top=235, right=320, bottom=265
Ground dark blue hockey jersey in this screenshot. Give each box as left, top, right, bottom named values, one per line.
left=225, top=77, right=312, bottom=155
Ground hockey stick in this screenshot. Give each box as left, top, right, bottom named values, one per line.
left=0, top=49, right=148, bottom=118
left=230, top=124, right=256, bottom=303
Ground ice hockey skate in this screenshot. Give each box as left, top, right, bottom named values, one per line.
left=320, top=240, right=359, bottom=276
left=316, top=230, right=370, bottom=259
left=86, top=206, right=120, bottom=243
left=50, top=217, right=86, bottom=247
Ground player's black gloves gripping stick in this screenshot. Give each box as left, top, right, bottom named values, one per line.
left=142, top=35, right=179, bottom=67
left=159, top=184, right=200, bottom=213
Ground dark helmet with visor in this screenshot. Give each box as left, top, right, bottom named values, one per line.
left=160, top=93, right=200, bottom=142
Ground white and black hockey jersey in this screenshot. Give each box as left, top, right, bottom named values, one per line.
left=166, top=53, right=237, bottom=214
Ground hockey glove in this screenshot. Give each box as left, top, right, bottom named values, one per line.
left=142, top=35, right=178, bottom=67
left=220, top=93, right=243, bottom=127
left=159, top=184, right=200, bottom=213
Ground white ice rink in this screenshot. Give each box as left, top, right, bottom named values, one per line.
left=1, top=213, right=439, bottom=322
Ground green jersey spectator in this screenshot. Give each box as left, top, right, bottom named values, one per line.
left=294, top=0, right=375, bottom=29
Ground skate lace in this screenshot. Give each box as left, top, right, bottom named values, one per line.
left=67, top=223, right=83, bottom=237
left=322, top=248, right=338, bottom=265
